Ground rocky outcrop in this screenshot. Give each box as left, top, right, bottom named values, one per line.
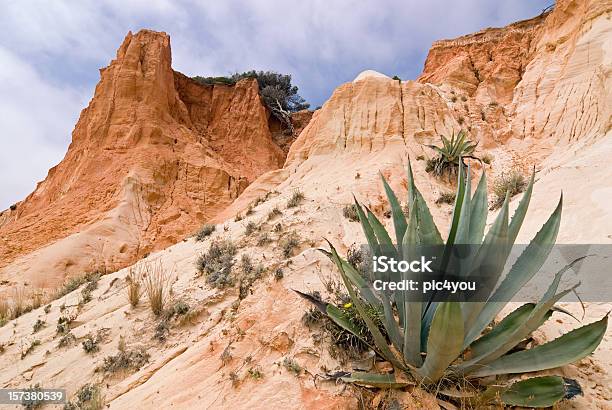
left=0, top=30, right=287, bottom=289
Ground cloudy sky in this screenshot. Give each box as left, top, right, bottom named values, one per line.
left=0, top=0, right=551, bottom=209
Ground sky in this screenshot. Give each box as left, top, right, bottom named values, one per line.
left=0, top=0, right=552, bottom=210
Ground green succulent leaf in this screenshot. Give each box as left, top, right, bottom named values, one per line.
left=340, top=371, right=412, bottom=388
left=469, top=314, right=608, bottom=377
left=500, top=376, right=566, bottom=408
left=381, top=173, right=408, bottom=251
left=418, top=302, right=464, bottom=382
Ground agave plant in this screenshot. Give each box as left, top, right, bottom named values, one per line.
left=426, top=130, right=478, bottom=179
left=303, top=161, right=607, bottom=408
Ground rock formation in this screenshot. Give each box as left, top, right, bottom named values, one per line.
left=0, top=0, right=610, bottom=408
left=0, top=30, right=305, bottom=289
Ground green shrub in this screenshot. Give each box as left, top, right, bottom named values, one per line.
left=195, top=224, right=216, bottom=241
left=196, top=239, right=237, bottom=288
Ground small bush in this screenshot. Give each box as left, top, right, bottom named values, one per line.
left=248, top=366, right=264, bottom=380
left=82, top=333, right=101, bottom=354
left=234, top=213, right=243, bottom=222
left=32, top=319, right=45, bottom=334
left=482, top=152, right=494, bottom=164
left=272, top=223, right=282, bottom=233
left=57, top=332, right=76, bottom=348
left=143, top=262, right=169, bottom=316
left=244, top=221, right=259, bottom=236
left=267, top=207, right=282, bottom=221
left=65, top=384, right=104, bottom=410
left=196, top=239, right=237, bottom=288
left=435, top=192, right=456, bottom=205
left=245, top=205, right=254, bottom=216
left=56, top=313, right=77, bottom=335
left=172, top=300, right=190, bottom=316
left=280, top=232, right=300, bottom=258
left=491, top=169, right=527, bottom=210
left=240, top=255, right=254, bottom=275
left=195, top=224, right=216, bottom=241
left=286, top=189, right=305, bottom=208
left=256, top=232, right=271, bottom=246
left=342, top=204, right=359, bottom=222
left=55, top=271, right=101, bottom=300
left=153, top=319, right=170, bottom=342
left=99, top=347, right=149, bottom=374
left=274, top=267, right=284, bottom=281
left=282, top=357, right=302, bottom=375
left=21, top=339, right=41, bottom=359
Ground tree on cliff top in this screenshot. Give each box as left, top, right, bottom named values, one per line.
left=192, top=71, right=309, bottom=133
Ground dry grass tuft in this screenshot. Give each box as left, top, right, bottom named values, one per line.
left=195, top=223, right=216, bottom=241
left=125, top=266, right=142, bottom=308
left=491, top=169, right=527, bottom=210
left=286, top=189, right=305, bottom=208
left=342, top=204, right=359, bottom=222
left=142, top=261, right=170, bottom=316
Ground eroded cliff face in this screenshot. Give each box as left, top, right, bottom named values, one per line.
left=0, top=30, right=287, bottom=288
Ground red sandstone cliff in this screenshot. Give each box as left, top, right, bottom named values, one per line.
left=0, top=30, right=294, bottom=288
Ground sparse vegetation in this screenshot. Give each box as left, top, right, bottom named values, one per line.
left=0, top=298, right=9, bottom=326
left=99, top=347, right=149, bottom=374
left=482, top=152, right=494, bottom=164
left=21, top=383, right=44, bottom=409
left=286, top=189, right=305, bottom=208
left=195, top=223, right=216, bottom=241
left=272, top=222, right=282, bottom=233
left=279, top=232, right=300, bottom=258
left=56, top=313, right=77, bottom=335
left=425, top=130, right=478, bottom=179
left=32, top=319, right=45, bottom=333
left=274, top=267, right=284, bottom=281
left=491, top=168, right=527, bottom=210
left=342, top=204, right=359, bottom=222
left=55, top=271, right=101, bottom=301
left=256, top=232, right=271, bottom=246
left=282, top=357, right=302, bottom=375
left=196, top=239, right=237, bottom=288
left=57, top=332, right=76, bottom=348
left=244, top=220, right=259, bottom=236
left=82, top=333, right=101, bottom=354
left=64, top=383, right=104, bottom=410
left=435, top=191, right=456, bottom=205
left=143, top=261, right=169, bottom=316
left=126, top=267, right=142, bottom=308
left=21, top=339, right=40, bottom=359
left=267, top=207, right=282, bottom=221
left=247, top=366, right=264, bottom=380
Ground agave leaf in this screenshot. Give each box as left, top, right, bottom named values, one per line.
left=468, top=303, right=552, bottom=358
left=340, top=371, right=412, bottom=388
left=380, top=291, right=404, bottom=353
left=444, top=160, right=467, bottom=248
left=406, top=161, right=443, bottom=245
left=461, top=193, right=510, bottom=340
left=353, top=198, right=380, bottom=257
left=464, top=194, right=563, bottom=346
left=327, top=242, right=406, bottom=371
left=468, top=315, right=607, bottom=377
left=507, top=169, right=535, bottom=246
left=401, top=210, right=422, bottom=366
left=326, top=304, right=376, bottom=350
left=453, top=163, right=471, bottom=245
left=500, top=376, right=565, bottom=408
left=381, top=174, right=408, bottom=251
left=461, top=257, right=583, bottom=370
left=366, top=207, right=395, bottom=253
left=417, top=302, right=464, bottom=382
left=468, top=170, right=488, bottom=244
